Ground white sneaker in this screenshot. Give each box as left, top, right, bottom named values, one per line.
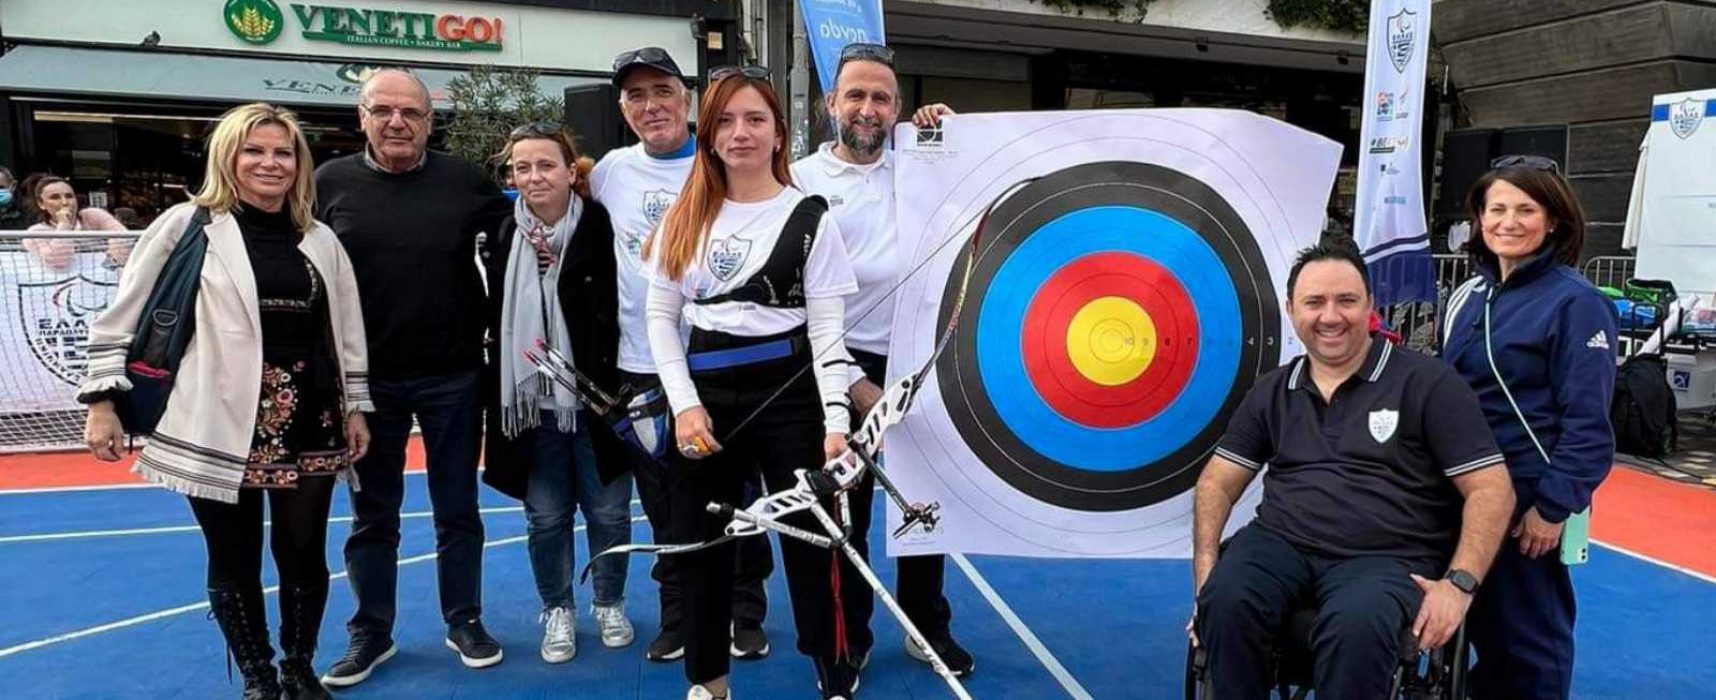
left=687, top=684, right=730, bottom=700
left=540, top=606, right=576, bottom=663
left=593, top=602, right=635, bottom=648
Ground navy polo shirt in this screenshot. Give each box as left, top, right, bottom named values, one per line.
left=1215, top=338, right=1505, bottom=562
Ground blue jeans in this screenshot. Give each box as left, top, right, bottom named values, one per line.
left=344, top=370, right=484, bottom=634
left=526, top=411, right=634, bottom=609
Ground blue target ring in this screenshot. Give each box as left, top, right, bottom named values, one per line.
left=974, top=207, right=1242, bottom=472
left=936, top=161, right=1281, bottom=512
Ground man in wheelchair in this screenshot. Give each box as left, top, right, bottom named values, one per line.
left=1190, top=243, right=1517, bottom=700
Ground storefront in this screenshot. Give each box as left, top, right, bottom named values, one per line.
left=0, top=0, right=731, bottom=220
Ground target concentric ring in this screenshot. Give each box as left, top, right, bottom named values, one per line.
left=935, top=161, right=1280, bottom=512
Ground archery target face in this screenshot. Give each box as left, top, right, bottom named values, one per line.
left=937, top=162, right=1279, bottom=512
left=889, top=110, right=1333, bottom=556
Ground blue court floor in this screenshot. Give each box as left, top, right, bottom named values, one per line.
left=2, top=472, right=1712, bottom=699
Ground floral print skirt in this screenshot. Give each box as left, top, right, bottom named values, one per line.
left=243, top=359, right=348, bottom=489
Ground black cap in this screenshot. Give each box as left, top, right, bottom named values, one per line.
left=611, top=47, right=684, bottom=88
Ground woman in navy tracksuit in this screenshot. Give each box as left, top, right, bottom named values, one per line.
left=1442, top=159, right=1618, bottom=700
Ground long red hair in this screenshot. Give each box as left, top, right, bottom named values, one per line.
left=646, top=74, right=794, bottom=281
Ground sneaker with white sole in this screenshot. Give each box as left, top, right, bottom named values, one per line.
left=647, top=626, right=685, bottom=662
left=730, top=622, right=769, bottom=659
left=320, top=633, right=396, bottom=687
left=445, top=619, right=504, bottom=669
left=593, top=602, right=635, bottom=648
left=687, top=684, right=730, bottom=700
left=540, top=606, right=576, bottom=663
left=905, top=630, right=974, bottom=677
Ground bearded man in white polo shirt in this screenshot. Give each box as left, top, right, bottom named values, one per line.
left=789, top=42, right=974, bottom=677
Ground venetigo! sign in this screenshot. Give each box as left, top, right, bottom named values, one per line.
left=225, top=0, right=504, bottom=52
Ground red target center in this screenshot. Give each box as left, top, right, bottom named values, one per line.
left=1020, top=252, right=1199, bottom=428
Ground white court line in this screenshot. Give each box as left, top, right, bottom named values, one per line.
left=0, top=468, right=463, bottom=496
left=1, top=498, right=644, bottom=544
left=0, top=507, right=528, bottom=544
left=1593, top=538, right=1716, bottom=585
left=951, top=553, right=1095, bottom=700
left=0, top=516, right=647, bottom=660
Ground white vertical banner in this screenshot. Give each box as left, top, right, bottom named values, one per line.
left=1354, top=0, right=1434, bottom=306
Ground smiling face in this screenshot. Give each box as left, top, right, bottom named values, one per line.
left=619, top=68, right=691, bottom=153
left=509, top=137, right=574, bottom=215
left=234, top=123, right=297, bottom=211
left=1288, top=259, right=1373, bottom=369
left=713, top=85, right=779, bottom=176
left=828, top=60, right=899, bottom=157
left=1479, top=179, right=1553, bottom=267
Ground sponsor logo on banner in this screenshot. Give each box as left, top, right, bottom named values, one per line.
left=12, top=275, right=119, bottom=386
left=1671, top=370, right=1692, bottom=391
left=1369, top=408, right=1399, bottom=443
left=1670, top=98, right=1705, bottom=140
left=225, top=0, right=505, bottom=52
left=226, top=0, right=285, bottom=44
left=1376, top=91, right=1396, bottom=120
left=1368, top=136, right=1410, bottom=154
left=709, top=236, right=752, bottom=281
left=1387, top=9, right=1418, bottom=74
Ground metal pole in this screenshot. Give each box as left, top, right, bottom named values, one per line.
left=789, top=0, right=812, bottom=160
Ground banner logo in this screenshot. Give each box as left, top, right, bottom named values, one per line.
left=1670, top=98, right=1705, bottom=140
left=1388, top=9, right=1418, bottom=74
left=226, top=0, right=285, bottom=45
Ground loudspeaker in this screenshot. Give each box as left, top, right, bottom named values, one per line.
left=1436, top=128, right=1496, bottom=217
left=1497, top=125, right=1568, bottom=168
left=564, top=83, right=636, bottom=161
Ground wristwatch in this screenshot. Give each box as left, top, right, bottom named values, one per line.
left=1445, top=569, right=1479, bottom=595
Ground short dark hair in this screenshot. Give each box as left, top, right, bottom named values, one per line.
left=1287, top=240, right=1370, bottom=300
left=1464, top=165, right=1586, bottom=268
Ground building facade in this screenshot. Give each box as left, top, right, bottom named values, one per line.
left=0, top=0, right=735, bottom=219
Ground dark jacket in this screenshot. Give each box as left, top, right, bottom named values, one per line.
left=480, top=197, right=627, bottom=500
left=1442, top=252, right=1619, bottom=523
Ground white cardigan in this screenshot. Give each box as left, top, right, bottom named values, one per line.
left=78, top=202, right=373, bottom=503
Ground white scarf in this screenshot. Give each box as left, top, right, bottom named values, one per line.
left=500, top=193, right=584, bottom=436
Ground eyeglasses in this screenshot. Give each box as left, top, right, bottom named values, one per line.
left=509, top=121, right=564, bottom=140
left=613, top=47, right=671, bottom=71
left=1490, top=154, right=1561, bottom=175
left=837, top=43, right=895, bottom=69
left=362, top=104, right=429, bottom=124
left=708, top=65, right=771, bottom=82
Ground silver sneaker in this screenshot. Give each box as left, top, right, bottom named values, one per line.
left=593, top=601, right=635, bottom=648
left=540, top=606, right=576, bottom=663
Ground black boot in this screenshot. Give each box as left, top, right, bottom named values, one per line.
left=208, top=586, right=282, bottom=700
left=278, top=582, right=332, bottom=700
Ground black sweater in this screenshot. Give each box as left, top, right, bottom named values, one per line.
left=314, top=152, right=511, bottom=380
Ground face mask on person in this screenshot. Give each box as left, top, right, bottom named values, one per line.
left=0, top=190, right=12, bottom=208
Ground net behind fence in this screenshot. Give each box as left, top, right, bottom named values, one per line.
left=1, top=232, right=139, bottom=453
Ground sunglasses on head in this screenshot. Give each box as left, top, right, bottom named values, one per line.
left=1490, top=154, right=1561, bottom=175
left=837, top=43, right=894, bottom=68
left=708, top=65, right=771, bottom=82
left=613, top=47, right=670, bottom=71
left=509, top=121, right=563, bottom=140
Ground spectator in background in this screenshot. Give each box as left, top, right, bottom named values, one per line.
left=21, top=174, right=131, bottom=269
left=0, top=166, right=26, bottom=230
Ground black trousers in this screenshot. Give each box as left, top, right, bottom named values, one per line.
left=620, top=370, right=773, bottom=633
left=1195, top=525, right=1439, bottom=700
left=189, top=477, right=338, bottom=591
left=670, top=330, right=842, bottom=685
left=839, top=349, right=954, bottom=654
left=1467, top=482, right=1576, bottom=700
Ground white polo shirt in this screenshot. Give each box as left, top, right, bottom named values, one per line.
left=790, top=142, right=899, bottom=357
left=590, top=143, right=695, bottom=374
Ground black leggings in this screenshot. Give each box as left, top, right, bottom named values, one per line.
left=188, top=478, right=337, bottom=591
left=671, top=330, right=845, bottom=685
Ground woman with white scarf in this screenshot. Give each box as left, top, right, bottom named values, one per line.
left=480, top=122, right=634, bottom=664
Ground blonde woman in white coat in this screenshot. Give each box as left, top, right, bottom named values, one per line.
left=80, top=103, right=372, bottom=700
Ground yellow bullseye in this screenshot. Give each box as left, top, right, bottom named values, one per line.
left=1066, top=296, right=1156, bottom=386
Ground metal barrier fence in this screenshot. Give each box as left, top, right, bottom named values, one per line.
left=1, top=231, right=142, bottom=452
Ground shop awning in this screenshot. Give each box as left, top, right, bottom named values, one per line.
left=0, top=45, right=604, bottom=110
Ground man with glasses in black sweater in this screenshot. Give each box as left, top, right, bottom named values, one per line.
left=315, top=68, right=513, bottom=687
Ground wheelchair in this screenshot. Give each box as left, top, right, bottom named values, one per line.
left=1184, top=605, right=1469, bottom=700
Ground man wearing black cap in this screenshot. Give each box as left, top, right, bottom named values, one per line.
left=589, top=46, right=776, bottom=663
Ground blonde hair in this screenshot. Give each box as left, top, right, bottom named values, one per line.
left=193, top=103, right=318, bottom=231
